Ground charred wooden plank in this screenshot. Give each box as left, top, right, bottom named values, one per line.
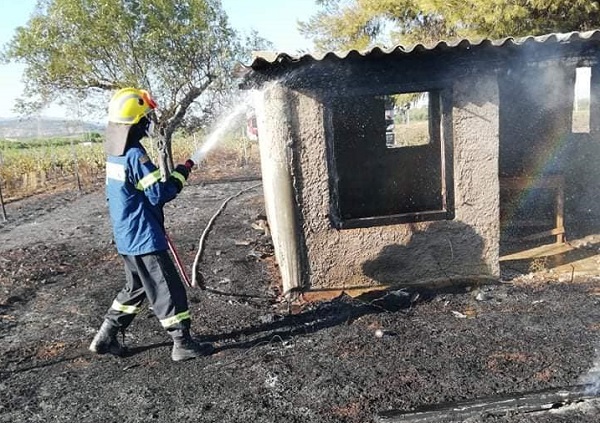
left=376, top=385, right=597, bottom=423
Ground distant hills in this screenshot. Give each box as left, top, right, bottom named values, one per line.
left=0, top=117, right=105, bottom=140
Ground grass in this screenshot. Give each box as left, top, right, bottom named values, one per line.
left=572, top=108, right=590, bottom=133
left=392, top=120, right=430, bottom=147
left=0, top=132, right=260, bottom=203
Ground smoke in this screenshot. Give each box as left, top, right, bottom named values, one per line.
left=581, top=347, right=600, bottom=395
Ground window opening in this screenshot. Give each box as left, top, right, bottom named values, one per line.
left=329, top=89, right=453, bottom=229
left=572, top=67, right=591, bottom=133
left=386, top=93, right=431, bottom=148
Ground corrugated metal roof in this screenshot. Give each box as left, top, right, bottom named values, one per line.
left=249, top=30, right=600, bottom=69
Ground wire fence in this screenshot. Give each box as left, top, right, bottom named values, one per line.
left=0, top=137, right=105, bottom=204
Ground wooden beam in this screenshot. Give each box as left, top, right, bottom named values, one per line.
left=521, top=227, right=565, bottom=242
left=376, top=385, right=597, bottom=423
left=0, top=178, right=6, bottom=222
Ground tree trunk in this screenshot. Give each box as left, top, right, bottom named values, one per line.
left=156, top=133, right=174, bottom=181
left=155, top=81, right=212, bottom=179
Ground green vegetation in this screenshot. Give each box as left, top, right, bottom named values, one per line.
left=0, top=136, right=104, bottom=197
left=0, top=134, right=102, bottom=150
left=403, top=106, right=428, bottom=122
left=0, top=132, right=257, bottom=201
left=2, top=0, right=269, bottom=174
left=300, top=0, right=600, bottom=51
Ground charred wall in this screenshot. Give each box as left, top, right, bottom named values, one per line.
left=564, top=65, right=600, bottom=234
left=498, top=63, right=600, bottom=238
left=285, top=72, right=500, bottom=290
left=328, top=94, right=445, bottom=222
left=498, top=65, right=572, bottom=178
left=252, top=33, right=600, bottom=292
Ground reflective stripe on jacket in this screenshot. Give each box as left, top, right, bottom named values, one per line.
left=105, top=138, right=185, bottom=255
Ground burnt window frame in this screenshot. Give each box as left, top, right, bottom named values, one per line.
left=325, top=87, right=455, bottom=230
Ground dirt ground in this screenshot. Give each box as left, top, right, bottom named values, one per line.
left=2, top=168, right=600, bottom=422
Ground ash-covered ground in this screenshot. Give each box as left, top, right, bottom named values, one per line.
left=1, top=175, right=600, bottom=423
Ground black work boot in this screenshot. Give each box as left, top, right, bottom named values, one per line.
left=171, top=329, right=214, bottom=362
left=89, top=320, right=124, bottom=356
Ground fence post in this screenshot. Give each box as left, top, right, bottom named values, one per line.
left=0, top=179, right=6, bottom=222
left=0, top=152, right=6, bottom=221
left=71, top=140, right=82, bottom=192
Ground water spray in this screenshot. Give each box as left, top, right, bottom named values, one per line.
left=189, top=91, right=257, bottom=164
left=184, top=65, right=312, bottom=166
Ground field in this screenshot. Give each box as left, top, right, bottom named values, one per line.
left=391, top=120, right=430, bottom=147
left=2, top=152, right=600, bottom=421
left=572, top=108, right=591, bottom=133
left=0, top=133, right=260, bottom=205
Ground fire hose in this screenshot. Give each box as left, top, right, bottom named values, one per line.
left=165, top=166, right=268, bottom=299
left=166, top=225, right=272, bottom=299
left=166, top=233, right=193, bottom=288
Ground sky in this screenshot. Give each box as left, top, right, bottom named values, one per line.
left=0, top=1, right=591, bottom=119
left=0, top=0, right=319, bottom=119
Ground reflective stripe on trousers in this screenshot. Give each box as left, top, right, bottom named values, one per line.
left=104, top=250, right=191, bottom=331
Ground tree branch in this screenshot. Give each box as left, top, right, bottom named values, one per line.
left=165, top=78, right=212, bottom=139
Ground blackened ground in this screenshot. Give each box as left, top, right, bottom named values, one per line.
left=1, top=176, right=600, bottom=423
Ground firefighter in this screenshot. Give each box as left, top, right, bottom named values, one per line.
left=89, top=87, right=213, bottom=361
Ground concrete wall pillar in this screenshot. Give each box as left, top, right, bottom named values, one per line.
left=254, top=83, right=302, bottom=295
left=453, top=74, right=501, bottom=277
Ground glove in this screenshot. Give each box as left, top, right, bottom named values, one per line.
left=174, top=164, right=190, bottom=180
left=184, top=159, right=195, bottom=171
left=172, top=159, right=195, bottom=192
left=172, top=164, right=190, bottom=193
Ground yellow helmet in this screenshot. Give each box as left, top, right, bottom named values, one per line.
left=108, top=87, right=157, bottom=125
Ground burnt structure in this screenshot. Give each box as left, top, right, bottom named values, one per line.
left=245, top=31, right=600, bottom=295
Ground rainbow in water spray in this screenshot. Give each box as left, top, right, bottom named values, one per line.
left=500, top=131, right=570, bottom=228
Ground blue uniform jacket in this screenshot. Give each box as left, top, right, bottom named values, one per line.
left=105, top=138, right=186, bottom=255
